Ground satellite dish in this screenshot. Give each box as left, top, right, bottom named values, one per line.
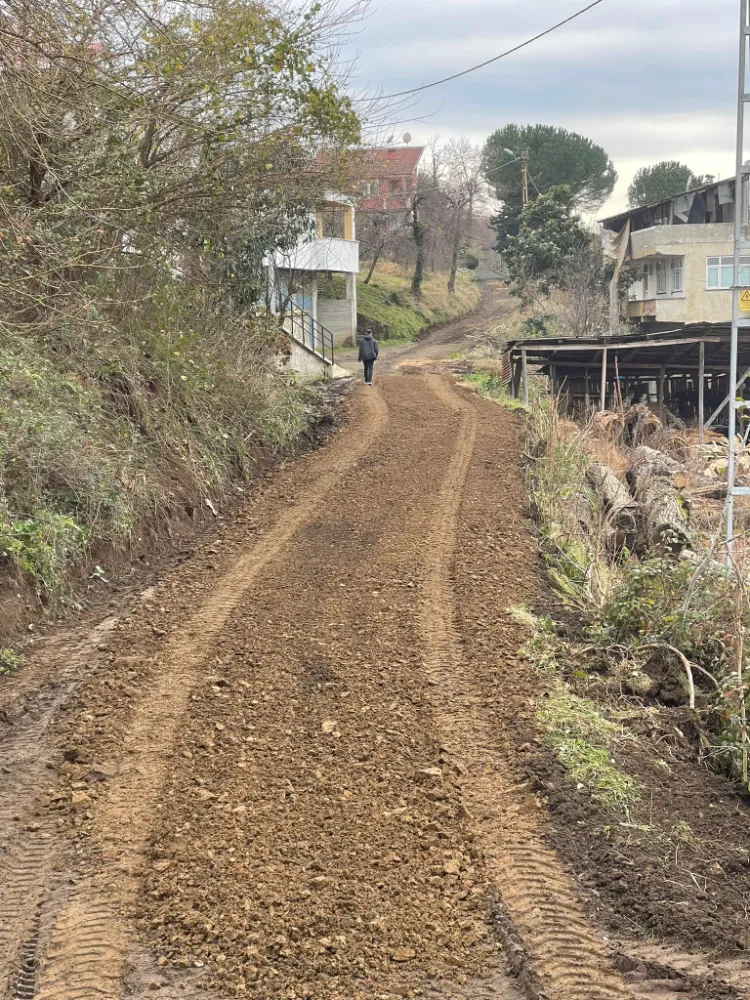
left=402, top=132, right=412, bottom=145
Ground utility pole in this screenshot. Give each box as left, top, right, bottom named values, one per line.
left=727, top=0, right=750, bottom=558
left=521, top=148, right=529, bottom=206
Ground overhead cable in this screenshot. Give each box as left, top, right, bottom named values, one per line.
left=376, top=0, right=606, bottom=100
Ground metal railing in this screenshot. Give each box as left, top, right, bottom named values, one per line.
left=283, top=303, right=335, bottom=367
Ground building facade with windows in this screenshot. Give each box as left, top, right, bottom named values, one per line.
left=268, top=194, right=359, bottom=352
left=345, top=146, right=425, bottom=214
left=600, top=176, right=749, bottom=331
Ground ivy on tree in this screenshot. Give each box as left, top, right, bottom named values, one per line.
left=503, top=186, right=590, bottom=300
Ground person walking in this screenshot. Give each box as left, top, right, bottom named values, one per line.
left=358, top=329, right=379, bottom=386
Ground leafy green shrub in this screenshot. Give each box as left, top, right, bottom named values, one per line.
left=591, top=556, right=732, bottom=670
left=521, top=315, right=556, bottom=338
left=462, top=252, right=480, bottom=270
left=0, top=513, right=88, bottom=600
left=0, top=647, right=24, bottom=675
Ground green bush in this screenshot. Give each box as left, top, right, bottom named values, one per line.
left=0, top=647, right=24, bottom=675
left=0, top=513, right=88, bottom=598
left=591, top=556, right=732, bottom=669
left=0, top=284, right=308, bottom=608
left=521, top=315, right=556, bottom=338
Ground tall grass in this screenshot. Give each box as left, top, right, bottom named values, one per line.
left=0, top=285, right=308, bottom=609
left=525, top=396, right=750, bottom=787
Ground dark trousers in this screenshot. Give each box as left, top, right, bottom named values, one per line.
left=363, top=359, right=375, bottom=383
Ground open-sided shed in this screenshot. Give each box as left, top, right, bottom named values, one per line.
left=505, top=323, right=750, bottom=435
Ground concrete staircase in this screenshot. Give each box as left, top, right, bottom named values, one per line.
left=281, top=307, right=349, bottom=380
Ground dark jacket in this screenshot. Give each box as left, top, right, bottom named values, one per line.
left=358, top=334, right=379, bottom=362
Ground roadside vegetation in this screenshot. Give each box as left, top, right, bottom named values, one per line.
left=0, top=0, right=361, bottom=621
left=525, top=398, right=750, bottom=790
left=322, top=263, right=480, bottom=343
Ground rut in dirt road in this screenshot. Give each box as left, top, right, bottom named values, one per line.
left=0, top=373, right=637, bottom=1000
left=1, top=392, right=388, bottom=1000
left=419, top=376, right=630, bottom=1000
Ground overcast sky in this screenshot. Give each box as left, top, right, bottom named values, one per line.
left=342, top=0, right=741, bottom=218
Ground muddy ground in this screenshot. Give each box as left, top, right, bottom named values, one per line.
left=1, top=289, right=750, bottom=1000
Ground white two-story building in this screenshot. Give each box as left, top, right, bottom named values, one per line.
left=600, top=175, right=750, bottom=332
left=268, top=194, right=359, bottom=375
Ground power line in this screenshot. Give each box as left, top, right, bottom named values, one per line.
left=527, top=170, right=543, bottom=196
left=376, top=0, right=606, bottom=100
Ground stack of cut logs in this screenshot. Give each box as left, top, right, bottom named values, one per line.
left=586, top=446, right=691, bottom=556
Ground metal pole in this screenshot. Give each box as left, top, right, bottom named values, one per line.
left=585, top=369, right=590, bottom=412
left=600, top=348, right=607, bottom=411
left=550, top=363, right=557, bottom=398
left=658, top=366, right=666, bottom=422
left=705, top=364, right=750, bottom=428
left=698, top=341, right=705, bottom=444
left=521, top=348, right=529, bottom=407
left=521, top=149, right=529, bottom=206
left=728, top=0, right=749, bottom=556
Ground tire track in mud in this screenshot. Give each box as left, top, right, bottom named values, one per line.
left=420, top=376, right=632, bottom=1000
left=0, top=612, right=135, bottom=1000
left=11, top=390, right=389, bottom=1000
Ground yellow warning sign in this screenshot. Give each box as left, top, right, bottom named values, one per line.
left=741, top=290, right=750, bottom=313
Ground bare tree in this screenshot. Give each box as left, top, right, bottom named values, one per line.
left=357, top=208, right=410, bottom=283
left=442, top=139, right=485, bottom=294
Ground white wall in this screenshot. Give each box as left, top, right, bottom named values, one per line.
left=274, top=237, right=359, bottom=274
left=626, top=223, right=735, bottom=324
left=287, top=340, right=329, bottom=379
left=317, top=300, right=355, bottom=347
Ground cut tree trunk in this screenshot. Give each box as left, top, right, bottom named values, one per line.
left=586, top=463, right=638, bottom=553
left=626, top=446, right=691, bottom=554
left=562, top=490, right=593, bottom=538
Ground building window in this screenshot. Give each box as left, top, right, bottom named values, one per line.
left=319, top=207, right=346, bottom=240
left=671, top=257, right=683, bottom=293
left=656, top=259, right=667, bottom=294
left=642, top=264, right=649, bottom=297
left=706, top=255, right=750, bottom=289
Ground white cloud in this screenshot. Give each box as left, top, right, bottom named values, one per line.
left=342, top=0, right=741, bottom=220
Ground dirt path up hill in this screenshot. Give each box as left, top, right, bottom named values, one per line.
left=2, top=324, right=745, bottom=1000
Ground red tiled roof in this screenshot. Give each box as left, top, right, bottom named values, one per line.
left=346, top=146, right=425, bottom=179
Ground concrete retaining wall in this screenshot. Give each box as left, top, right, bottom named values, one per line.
left=288, top=339, right=329, bottom=380
left=317, top=300, right=355, bottom=347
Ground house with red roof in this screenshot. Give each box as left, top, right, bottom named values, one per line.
left=347, top=146, right=425, bottom=214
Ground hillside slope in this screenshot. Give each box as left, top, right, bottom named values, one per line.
left=322, top=264, right=480, bottom=343
left=0, top=319, right=326, bottom=638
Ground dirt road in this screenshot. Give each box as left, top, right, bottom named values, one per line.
left=0, top=307, right=742, bottom=1000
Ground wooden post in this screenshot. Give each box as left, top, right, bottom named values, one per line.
left=698, top=341, right=705, bottom=443
left=585, top=369, right=590, bottom=411
left=600, top=348, right=607, bottom=411
left=521, top=348, right=529, bottom=407
left=512, top=359, right=521, bottom=399
left=658, top=365, right=665, bottom=421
